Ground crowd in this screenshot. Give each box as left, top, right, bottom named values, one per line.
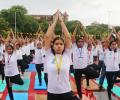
left=0, top=11, right=120, bottom=100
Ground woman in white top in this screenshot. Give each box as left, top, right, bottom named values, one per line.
left=44, top=12, right=76, bottom=100
left=3, top=44, right=24, bottom=100
left=104, top=40, right=120, bottom=100
left=15, top=42, right=23, bottom=74
left=86, top=43, right=94, bottom=87
left=34, top=41, right=43, bottom=85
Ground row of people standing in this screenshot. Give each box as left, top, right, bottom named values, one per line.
left=0, top=14, right=120, bottom=100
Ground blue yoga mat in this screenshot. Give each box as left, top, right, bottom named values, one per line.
left=0, top=80, right=6, bottom=92
left=6, top=92, right=28, bottom=100
left=35, top=72, right=44, bottom=79
left=12, top=78, right=30, bottom=91
left=34, top=79, right=47, bottom=90
left=27, top=64, right=36, bottom=72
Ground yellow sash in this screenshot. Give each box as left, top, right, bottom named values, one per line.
left=55, top=55, right=63, bottom=75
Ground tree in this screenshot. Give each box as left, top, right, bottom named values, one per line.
left=86, top=23, right=108, bottom=39
left=0, top=5, right=39, bottom=34
left=0, top=17, right=9, bottom=33
left=39, top=20, right=49, bottom=33
left=23, top=15, right=39, bottom=33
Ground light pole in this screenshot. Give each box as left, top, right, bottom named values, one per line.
left=107, top=10, right=112, bottom=34
left=15, top=11, right=16, bottom=38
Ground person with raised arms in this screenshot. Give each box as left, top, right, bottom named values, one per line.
left=44, top=11, right=79, bottom=100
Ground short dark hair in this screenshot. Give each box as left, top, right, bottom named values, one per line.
left=76, top=37, right=84, bottom=44
left=109, top=40, right=117, bottom=46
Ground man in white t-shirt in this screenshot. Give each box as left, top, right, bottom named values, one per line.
left=72, top=37, right=88, bottom=99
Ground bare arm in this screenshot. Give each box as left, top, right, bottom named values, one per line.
left=59, top=13, right=71, bottom=49
left=72, top=24, right=78, bottom=43
left=44, top=15, right=58, bottom=50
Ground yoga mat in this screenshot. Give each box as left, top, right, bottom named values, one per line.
left=112, top=86, right=120, bottom=97
left=94, top=91, right=117, bottom=100
left=70, top=73, right=74, bottom=77
left=0, top=94, right=2, bottom=99
left=26, top=64, right=36, bottom=72
left=95, top=79, right=120, bottom=97
left=0, top=80, right=6, bottom=92
left=12, top=79, right=30, bottom=91
left=35, top=72, right=44, bottom=79
left=6, top=93, right=28, bottom=100
left=34, top=79, right=47, bottom=90
left=22, top=72, right=31, bottom=79
left=96, top=79, right=108, bottom=89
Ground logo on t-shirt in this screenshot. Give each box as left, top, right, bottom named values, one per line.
left=51, top=58, right=55, bottom=64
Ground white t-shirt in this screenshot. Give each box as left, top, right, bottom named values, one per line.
left=92, top=46, right=99, bottom=56
left=46, top=48, right=72, bottom=94
left=98, top=47, right=108, bottom=61
left=30, top=42, right=35, bottom=50
left=16, top=49, right=23, bottom=60
left=0, top=44, right=4, bottom=61
left=87, top=50, right=94, bottom=65
left=72, top=43, right=88, bottom=69
left=4, top=52, right=19, bottom=76
left=104, top=50, right=120, bottom=72
left=33, top=48, right=43, bottom=64
left=21, top=45, right=30, bottom=56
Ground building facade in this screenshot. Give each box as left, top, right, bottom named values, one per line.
left=30, top=11, right=69, bottom=23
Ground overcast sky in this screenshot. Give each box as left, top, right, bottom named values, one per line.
left=0, top=0, right=120, bottom=26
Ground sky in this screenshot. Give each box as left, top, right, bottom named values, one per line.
left=0, top=0, right=120, bottom=26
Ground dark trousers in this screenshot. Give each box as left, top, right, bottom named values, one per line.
left=74, top=69, right=89, bottom=98
left=35, top=64, right=43, bottom=85
left=106, top=71, right=119, bottom=100
left=47, top=91, right=75, bottom=100
left=99, top=61, right=106, bottom=86
left=17, top=60, right=25, bottom=75
left=6, top=74, right=24, bottom=100
left=0, top=63, right=5, bottom=81
left=44, top=73, right=48, bottom=86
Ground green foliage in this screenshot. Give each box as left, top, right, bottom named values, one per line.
left=23, top=15, right=39, bottom=33
left=39, top=20, right=49, bottom=33
left=86, top=22, right=109, bottom=39
left=0, top=17, right=9, bottom=33
left=0, top=5, right=120, bottom=38
left=0, top=5, right=39, bottom=35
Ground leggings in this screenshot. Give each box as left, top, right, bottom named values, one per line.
left=35, top=64, right=43, bottom=85
left=0, top=63, right=5, bottom=81
left=106, top=71, right=119, bottom=100
left=74, top=68, right=89, bottom=98
left=47, top=91, right=75, bottom=100
left=6, top=74, right=24, bottom=100
left=44, top=73, right=48, bottom=86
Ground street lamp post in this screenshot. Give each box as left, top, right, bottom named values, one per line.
left=108, top=10, right=112, bottom=34
left=15, top=11, right=16, bottom=38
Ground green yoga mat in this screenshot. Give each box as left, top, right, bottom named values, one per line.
left=96, top=79, right=120, bottom=97
left=112, top=86, right=120, bottom=97
left=0, top=80, right=6, bottom=92
left=12, top=78, right=30, bottom=91
left=96, top=79, right=108, bottom=89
